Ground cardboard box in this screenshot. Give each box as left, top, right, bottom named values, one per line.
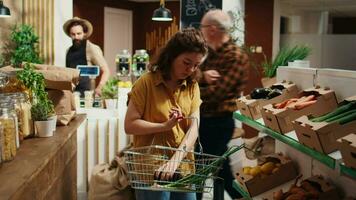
left=261, top=87, right=338, bottom=134
left=262, top=175, right=340, bottom=200
left=305, top=176, right=340, bottom=200
left=293, top=96, right=356, bottom=154
left=337, top=133, right=356, bottom=169
left=236, top=81, right=299, bottom=120
left=235, top=154, right=298, bottom=197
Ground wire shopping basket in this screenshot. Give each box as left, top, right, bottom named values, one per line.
left=123, top=144, right=244, bottom=193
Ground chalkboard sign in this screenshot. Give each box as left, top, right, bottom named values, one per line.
left=180, top=0, right=222, bottom=29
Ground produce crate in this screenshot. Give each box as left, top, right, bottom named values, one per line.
left=293, top=96, right=356, bottom=154
left=235, top=154, right=298, bottom=197
left=261, top=86, right=338, bottom=134
left=262, top=175, right=340, bottom=200
left=236, top=81, right=299, bottom=120
left=337, top=133, right=356, bottom=169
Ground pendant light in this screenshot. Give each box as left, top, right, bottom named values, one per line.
left=152, top=0, right=172, bottom=22
left=0, top=1, right=10, bottom=18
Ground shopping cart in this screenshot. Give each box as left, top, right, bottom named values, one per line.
left=124, top=117, right=244, bottom=193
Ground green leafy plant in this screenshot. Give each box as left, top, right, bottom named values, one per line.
left=262, top=45, right=311, bottom=78
left=31, top=101, right=52, bottom=121
left=101, top=77, right=119, bottom=99
left=16, top=63, right=54, bottom=120
left=4, top=24, right=43, bottom=68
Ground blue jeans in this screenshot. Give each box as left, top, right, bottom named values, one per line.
left=135, top=189, right=196, bottom=200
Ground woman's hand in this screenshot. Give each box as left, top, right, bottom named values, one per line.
left=163, top=107, right=184, bottom=130
left=154, top=151, right=184, bottom=181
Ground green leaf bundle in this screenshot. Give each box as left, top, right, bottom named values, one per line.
left=263, top=45, right=311, bottom=78
left=101, top=77, right=119, bottom=99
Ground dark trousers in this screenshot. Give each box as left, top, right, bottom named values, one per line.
left=196, top=114, right=242, bottom=200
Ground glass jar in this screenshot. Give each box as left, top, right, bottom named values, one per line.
left=0, top=107, right=17, bottom=162
left=0, top=93, right=23, bottom=146
left=132, top=49, right=149, bottom=76
left=0, top=71, right=26, bottom=93
left=116, top=49, right=131, bottom=76
left=73, top=91, right=81, bottom=109
left=0, top=122, right=3, bottom=166
left=84, top=91, right=94, bottom=108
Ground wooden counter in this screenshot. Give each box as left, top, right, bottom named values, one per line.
left=0, top=114, right=86, bottom=200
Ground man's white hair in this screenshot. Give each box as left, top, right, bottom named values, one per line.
left=203, top=9, right=233, bottom=33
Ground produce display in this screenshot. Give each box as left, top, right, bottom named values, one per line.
left=273, top=95, right=316, bottom=110
left=243, top=161, right=281, bottom=178
left=271, top=175, right=338, bottom=200
left=310, top=101, right=356, bottom=124
left=250, top=85, right=284, bottom=100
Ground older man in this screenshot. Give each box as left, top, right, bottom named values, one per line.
left=63, top=17, right=109, bottom=96
left=197, top=9, right=249, bottom=200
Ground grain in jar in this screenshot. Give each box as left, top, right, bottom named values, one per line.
left=0, top=108, right=17, bottom=161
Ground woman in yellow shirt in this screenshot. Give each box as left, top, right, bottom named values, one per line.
left=125, top=28, right=208, bottom=200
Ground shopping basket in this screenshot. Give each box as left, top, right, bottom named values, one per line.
left=123, top=144, right=244, bottom=193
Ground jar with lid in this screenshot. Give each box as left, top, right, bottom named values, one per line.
left=1, top=93, right=25, bottom=145
left=0, top=71, right=26, bottom=93
left=0, top=107, right=17, bottom=162
left=132, top=49, right=149, bottom=76
left=116, top=49, right=131, bottom=76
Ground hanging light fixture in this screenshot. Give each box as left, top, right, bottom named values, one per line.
left=152, top=0, right=172, bottom=22
left=0, top=0, right=11, bottom=18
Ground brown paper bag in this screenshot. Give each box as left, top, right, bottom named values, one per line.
left=88, top=156, right=135, bottom=200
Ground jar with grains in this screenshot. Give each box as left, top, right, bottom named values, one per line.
left=0, top=107, right=17, bottom=162
left=0, top=96, right=20, bottom=148
left=0, top=71, right=27, bottom=93
left=0, top=122, right=3, bottom=166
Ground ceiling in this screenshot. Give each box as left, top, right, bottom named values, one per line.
left=280, top=0, right=356, bottom=17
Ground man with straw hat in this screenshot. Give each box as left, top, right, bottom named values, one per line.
left=63, top=17, right=109, bottom=96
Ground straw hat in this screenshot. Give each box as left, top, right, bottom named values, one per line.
left=63, top=17, right=93, bottom=38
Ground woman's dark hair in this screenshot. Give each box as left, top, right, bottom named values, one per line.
left=67, top=21, right=88, bottom=34
left=148, top=28, right=208, bottom=83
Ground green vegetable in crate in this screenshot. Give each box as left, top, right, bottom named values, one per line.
left=311, top=101, right=356, bottom=122
left=324, top=109, right=356, bottom=123
left=250, top=88, right=282, bottom=99
left=336, top=111, right=356, bottom=125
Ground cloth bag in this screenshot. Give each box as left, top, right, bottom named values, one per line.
left=88, top=148, right=135, bottom=200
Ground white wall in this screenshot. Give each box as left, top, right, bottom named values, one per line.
left=281, top=34, right=356, bottom=70
left=280, top=34, right=322, bottom=68
left=54, top=0, right=73, bottom=66
left=223, top=0, right=245, bottom=45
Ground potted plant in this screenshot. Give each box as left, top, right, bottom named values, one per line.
left=101, top=77, right=119, bottom=109
left=31, top=99, right=55, bottom=137
left=261, top=45, right=311, bottom=87
left=1, top=24, right=42, bottom=68
left=17, top=63, right=56, bottom=136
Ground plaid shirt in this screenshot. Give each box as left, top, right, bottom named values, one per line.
left=199, top=39, right=249, bottom=117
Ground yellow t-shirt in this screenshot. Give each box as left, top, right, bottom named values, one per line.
left=128, top=71, right=202, bottom=148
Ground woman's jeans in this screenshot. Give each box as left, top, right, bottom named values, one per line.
left=135, top=190, right=196, bottom=200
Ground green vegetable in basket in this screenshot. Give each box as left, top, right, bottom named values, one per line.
left=163, top=145, right=244, bottom=189
left=311, top=101, right=356, bottom=122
